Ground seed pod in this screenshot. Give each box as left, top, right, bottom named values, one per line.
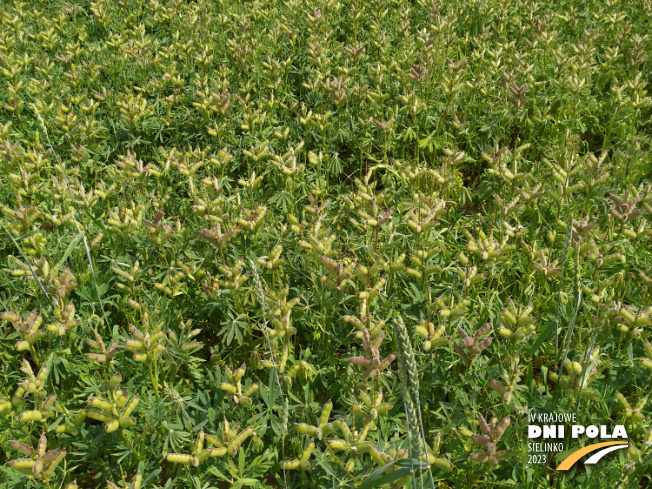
left=105, top=420, right=120, bottom=433
left=9, top=459, right=36, bottom=472
left=196, top=429, right=205, bottom=454
left=319, top=401, right=332, bottom=428
left=85, top=409, right=113, bottom=423
left=205, top=434, right=223, bottom=447
left=88, top=397, right=113, bottom=411
left=207, top=447, right=227, bottom=457
left=9, top=441, right=35, bottom=457
left=280, top=460, right=300, bottom=470
left=119, top=416, right=136, bottom=428
left=109, top=373, right=122, bottom=389
left=165, top=453, right=192, bottom=464
left=41, top=392, right=57, bottom=415
left=300, top=441, right=315, bottom=461
left=122, top=396, right=139, bottom=417
left=430, top=458, right=453, bottom=470
left=220, top=383, right=237, bottom=394
left=132, top=471, right=142, bottom=489
left=294, top=423, right=317, bottom=436
left=116, top=391, right=129, bottom=409
left=43, top=450, right=66, bottom=477
left=328, top=440, right=347, bottom=451
left=74, top=409, right=87, bottom=426
left=19, top=410, right=43, bottom=422
left=228, top=426, right=254, bottom=454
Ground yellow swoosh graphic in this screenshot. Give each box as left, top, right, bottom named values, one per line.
left=557, top=441, right=628, bottom=470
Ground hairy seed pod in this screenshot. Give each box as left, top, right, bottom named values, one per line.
left=19, top=410, right=43, bottom=422
left=88, top=397, right=113, bottom=411
left=165, top=453, right=192, bottom=464
left=328, top=440, right=347, bottom=451
left=319, top=401, right=332, bottom=428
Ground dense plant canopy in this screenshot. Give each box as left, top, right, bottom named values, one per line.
left=0, top=0, right=651, bottom=488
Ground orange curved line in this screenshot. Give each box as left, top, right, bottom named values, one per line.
left=557, top=441, right=628, bottom=470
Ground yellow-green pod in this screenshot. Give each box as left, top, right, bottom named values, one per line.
left=41, top=392, right=57, bottom=414
left=32, top=460, right=44, bottom=475
left=230, top=427, right=254, bottom=450
left=85, top=409, right=113, bottom=423
left=74, top=409, right=87, bottom=426
left=205, top=434, right=224, bottom=447
left=36, top=365, right=49, bottom=385
left=190, top=455, right=199, bottom=467
left=294, top=423, right=317, bottom=436
left=298, top=460, right=310, bottom=471
left=196, top=429, right=205, bottom=454
left=9, top=459, right=35, bottom=472
left=125, top=340, right=144, bottom=350
left=150, top=331, right=166, bottom=344
left=497, top=327, right=513, bottom=338
left=119, top=416, right=136, bottom=428
left=116, top=391, right=129, bottom=409
left=208, top=447, right=227, bottom=457
left=109, top=373, right=122, bottom=389
left=56, top=424, right=70, bottom=433
left=242, top=383, right=259, bottom=397
left=19, top=410, right=43, bottom=422
left=300, top=441, right=315, bottom=461
left=632, top=412, right=644, bottom=423
left=43, top=450, right=66, bottom=477
left=280, top=460, right=300, bottom=470
left=319, top=401, right=332, bottom=428
left=414, top=326, right=429, bottom=338
left=132, top=471, right=142, bottom=489
left=234, top=364, right=246, bottom=382
left=238, top=396, right=252, bottom=407
left=122, top=396, right=139, bottom=417
left=105, top=420, right=120, bottom=433
left=133, top=353, right=147, bottom=363
left=15, top=341, right=30, bottom=351
left=376, top=403, right=393, bottom=415
left=165, top=453, right=192, bottom=464
left=88, top=397, right=113, bottom=411
left=220, top=383, right=237, bottom=394
left=327, top=440, right=347, bottom=451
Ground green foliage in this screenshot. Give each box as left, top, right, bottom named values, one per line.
left=0, top=0, right=652, bottom=488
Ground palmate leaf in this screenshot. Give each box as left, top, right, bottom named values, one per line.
left=218, top=312, right=249, bottom=346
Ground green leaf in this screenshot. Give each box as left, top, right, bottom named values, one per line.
left=357, top=461, right=409, bottom=489
left=530, top=321, right=557, bottom=356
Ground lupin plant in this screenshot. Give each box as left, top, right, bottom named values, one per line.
left=1, top=0, right=652, bottom=486
left=454, top=323, right=493, bottom=368
left=219, top=362, right=259, bottom=407
left=550, top=356, right=600, bottom=400
left=1, top=309, right=45, bottom=353
left=11, top=360, right=56, bottom=423
left=488, top=354, right=523, bottom=405
left=469, top=415, right=511, bottom=468
left=615, top=392, right=648, bottom=424
left=497, top=301, right=536, bottom=341
left=7, top=433, right=67, bottom=485
left=164, top=429, right=228, bottom=467
left=84, top=373, right=139, bottom=433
